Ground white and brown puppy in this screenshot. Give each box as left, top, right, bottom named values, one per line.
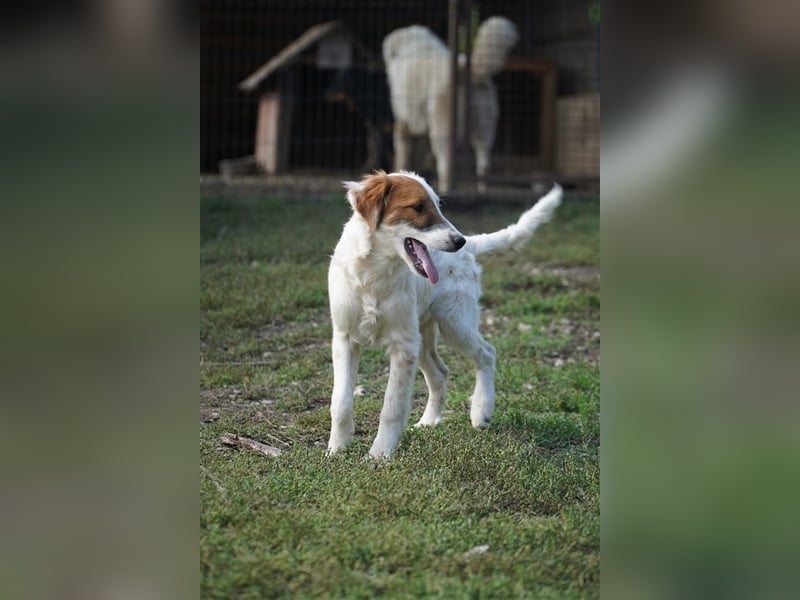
left=328, top=170, right=561, bottom=457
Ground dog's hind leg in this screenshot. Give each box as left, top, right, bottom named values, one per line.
left=433, top=139, right=451, bottom=193
left=475, top=147, right=489, bottom=178
left=474, top=146, right=490, bottom=193
left=443, top=321, right=496, bottom=430
left=328, top=331, right=361, bottom=453
left=468, top=336, right=497, bottom=428
left=416, top=320, right=449, bottom=427
left=394, top=121, right=411, bottom=171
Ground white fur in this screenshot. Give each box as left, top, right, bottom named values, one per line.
left=382, top=17, right=519, bottom=192
left=327, top=171, right=561, bottom=458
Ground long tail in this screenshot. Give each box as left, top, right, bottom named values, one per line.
left=470, top=16, right=519, bottom=81
left=463, top=184, right=562, bottom=256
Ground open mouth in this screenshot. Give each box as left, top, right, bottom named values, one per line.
left=404, top=238, right=439, bottom=284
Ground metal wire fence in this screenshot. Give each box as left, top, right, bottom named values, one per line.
left=201, top=0, right=599, bottom=190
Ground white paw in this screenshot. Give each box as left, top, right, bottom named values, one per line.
left=415, top=414, right=443, bottom=427
left=471, top=415, right=490, bottom=430
left=327, top=437, right=351, bottom=455
left=368, top=447, right=394, bottom=459
left=368, top=439, right=397, bottom=459
left=469, top=396, right=493, bottom=429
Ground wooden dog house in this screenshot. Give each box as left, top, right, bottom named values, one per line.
left=238, top=21, right=379, bottom=175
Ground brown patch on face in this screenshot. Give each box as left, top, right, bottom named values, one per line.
left=382, top=176, right=446, bottom=230
left=354, top=171, right=393, bottom=231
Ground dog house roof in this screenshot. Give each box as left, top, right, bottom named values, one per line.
left=239, top=21, right=377, bottom=93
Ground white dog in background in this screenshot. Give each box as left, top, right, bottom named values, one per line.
left=327, top=170, right=561, bottom=458
left=382, top=17, right=519, bottom=192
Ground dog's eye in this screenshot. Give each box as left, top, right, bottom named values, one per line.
left=413, top=202, right=425, bottom=213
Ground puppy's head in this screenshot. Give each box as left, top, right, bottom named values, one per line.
left=344, top=170, right=466, bottom=284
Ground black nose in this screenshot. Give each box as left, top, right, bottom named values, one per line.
left=453, top=235, right=466, bottom=250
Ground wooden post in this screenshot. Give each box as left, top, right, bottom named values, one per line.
left=255, top=93, right=280, bottom=174
left=540, top=67, right=557, bottom=171
left=447, top=0, right=460, bottom=191
left=253, top=70, right=295, bottom=175
left=462, top=0, right=472, bottom=184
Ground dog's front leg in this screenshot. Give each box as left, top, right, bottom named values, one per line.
left=429, top=114, right=451, bottom=193
left=369, top=338, right=420, bottom=458
left=394, top=121, right=411, bottom=171
left=328, top=330, right=361, bottom=454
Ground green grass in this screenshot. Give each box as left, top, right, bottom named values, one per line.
left=201, top=189, right=599, bottom=598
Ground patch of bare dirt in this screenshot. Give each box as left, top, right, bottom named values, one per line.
left=481, top=264, right=599, bottom=367
left=525, top=264, right=599, bottom=284
left=539, top=317, right=600, bottom=367
left=200, top=387, right=290, bottom=427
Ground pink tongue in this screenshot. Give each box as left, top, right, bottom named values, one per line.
left=411, top=239, right=439, bottom=284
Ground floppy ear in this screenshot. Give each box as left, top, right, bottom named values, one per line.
left=352, top=171, right=392, bottom=231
